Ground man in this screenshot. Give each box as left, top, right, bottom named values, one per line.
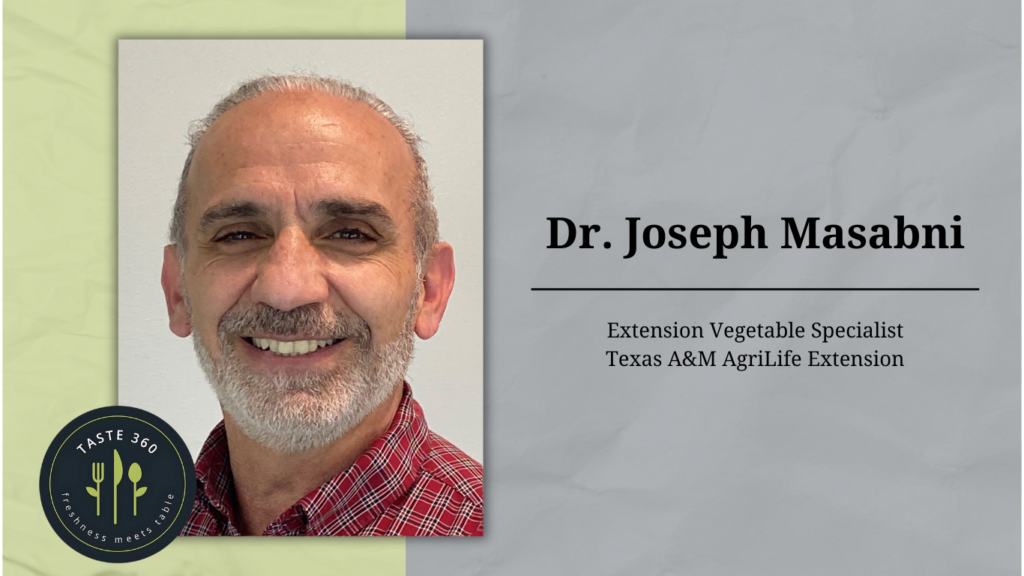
left=160, top=74, right=482, bottom=536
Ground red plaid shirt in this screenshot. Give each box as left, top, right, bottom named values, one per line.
left=181, top=384, right=483, bottom=536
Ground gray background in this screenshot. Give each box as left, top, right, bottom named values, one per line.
left=408, top=1, right=1020, bottom=574
left=117, top=40, right=483, bottom=462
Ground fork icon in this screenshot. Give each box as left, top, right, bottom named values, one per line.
left=87, top=462, right=104, bottom=516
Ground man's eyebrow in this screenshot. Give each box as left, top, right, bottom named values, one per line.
left=312, top=199, right=396, bottom=230
left=198, top=201, right=267, bottom=232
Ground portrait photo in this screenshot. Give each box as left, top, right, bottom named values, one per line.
left=117, top=39, right=483, bottom=536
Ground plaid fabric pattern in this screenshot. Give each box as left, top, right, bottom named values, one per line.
left=181, top=384, right=483, bottom=536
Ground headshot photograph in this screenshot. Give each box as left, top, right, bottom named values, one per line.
left=117, top=40, right=483, bottom=536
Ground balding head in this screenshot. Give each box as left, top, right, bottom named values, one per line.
left=160, top=75, right=458, bottom=453
left=171, top=75, right=439, bottom=270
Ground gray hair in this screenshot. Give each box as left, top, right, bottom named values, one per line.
left=169, top=74, right=439, bottom=269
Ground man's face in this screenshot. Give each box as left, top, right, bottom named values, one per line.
left=165, top=90, right=426, bottom=451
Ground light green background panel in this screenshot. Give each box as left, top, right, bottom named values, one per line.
left=4, top=1, right=405, bottom=574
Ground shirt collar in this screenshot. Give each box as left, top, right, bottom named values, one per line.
left=193, top=383, right=429, bottom=535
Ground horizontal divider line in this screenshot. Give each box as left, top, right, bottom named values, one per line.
left=531, top=287, right=980, bottom=291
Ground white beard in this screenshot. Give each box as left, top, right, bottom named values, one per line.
left=191, top=299, right=416, bottom=453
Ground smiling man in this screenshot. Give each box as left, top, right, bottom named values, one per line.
left=160, top=75, right=482, bottom=536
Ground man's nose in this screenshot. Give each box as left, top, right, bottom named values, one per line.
left=250, top=228, right=330, bottom=312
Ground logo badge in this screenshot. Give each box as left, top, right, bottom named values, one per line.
left=39, top=406, right=195, bottom=562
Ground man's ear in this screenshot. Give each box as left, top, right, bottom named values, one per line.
left=414, top=242, right=456, bottom=340
left=161, top=245, right=192, bottom=338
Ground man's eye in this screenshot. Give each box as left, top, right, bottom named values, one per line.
left=215, top=230, right=261, bottom=242
left=328, top=228, right=373, bottom=242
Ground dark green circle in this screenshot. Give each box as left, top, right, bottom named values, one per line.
left=39, top=406, right=195, bottom=563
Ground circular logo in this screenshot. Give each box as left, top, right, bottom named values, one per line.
left=39, top=406, right=195, bottom=563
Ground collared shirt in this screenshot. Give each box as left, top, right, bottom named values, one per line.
left=181, top=384, right=483, bottom=536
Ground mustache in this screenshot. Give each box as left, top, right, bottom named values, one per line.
left=217, top=303, right=370, bottom=342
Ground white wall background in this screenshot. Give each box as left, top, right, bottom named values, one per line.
left=118, top=40, right=483, bottom=462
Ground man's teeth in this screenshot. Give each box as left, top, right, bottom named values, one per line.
left=251, top=338, right=335, bottom=356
